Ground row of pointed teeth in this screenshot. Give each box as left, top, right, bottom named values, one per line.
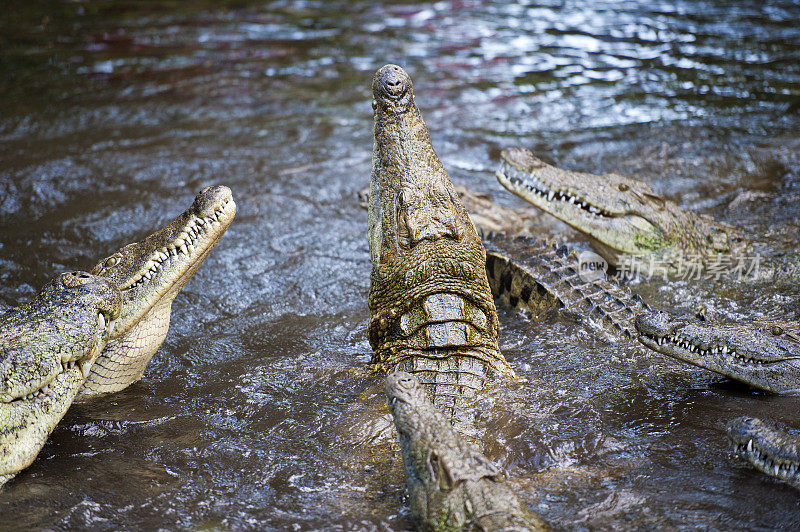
left=645, top=332, right=769, bottom=365
left=734, top=440, right=800, bottom=480
left=19, top=359, right=83, bottom=401
left=500, top=163, right=611, bottom=217
left=126, top=202, right=229, bottom=290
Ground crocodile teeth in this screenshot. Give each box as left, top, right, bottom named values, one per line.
left=98, top=313, right=106, bottom=329
left=747, top=439, right=753, bottom=452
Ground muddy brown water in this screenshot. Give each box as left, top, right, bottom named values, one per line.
left=1, top=1, right=799, bottom=529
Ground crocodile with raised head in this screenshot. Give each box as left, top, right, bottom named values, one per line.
left=635, top=310, right=800, bottom=489
left=367, top=64, right=514, bottom=434
left=495, top=147, right=747, bottom=274
left=1, top=272, right=121, bottom=486
left=82, top=185, right=236, bottom=397
left=386, top=371, right=548, bottom=531
left=368, top=64, right=547, bottom=528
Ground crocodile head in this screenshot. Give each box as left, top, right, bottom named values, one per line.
left=368, top=64, right=475, bottom=271
left=496, top=147, right=741, bottom=265
left=81, top=185, right=236, bottom=396
left=386, top=372, right=503, bottom=528
left=728, top=416, right=800, bottom=489
left=635, top=310, right=800, bottom=393
left=386, top=372, right=543, bottom=529
left=1, top=271, right=121, bottom=481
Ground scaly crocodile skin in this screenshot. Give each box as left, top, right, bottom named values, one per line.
left=485, top=235, right=649, bottom=340
left=0, top=272, right=121, bottom=486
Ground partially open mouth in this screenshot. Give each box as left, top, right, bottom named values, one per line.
left=496, top=159, right=613, bottom=219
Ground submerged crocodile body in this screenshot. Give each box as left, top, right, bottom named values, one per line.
left=386, top=371, right=548, bottom=531
left=635, top=311, right=800, bottom=489
left=496, top=147, right=747, bottom=274
left=83, top=185, right=236, bottom=397
left=485, top=234, right=647, bottom=340
left=367, top=64, right=514, bottom=435
left=0, top=272, right=121, bottom=486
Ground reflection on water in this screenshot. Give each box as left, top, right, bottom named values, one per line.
left=1, top=1, right=799, bottom=529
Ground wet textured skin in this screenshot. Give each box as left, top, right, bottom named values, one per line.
left=495, top=147, right=747, bottom=272
left=728, top=416, right=800, bottom=490
left=367, top=64, right=514, bottom=435
left=635, top=311, right=800, bottom=394
left=360, top=189, right=648, bottom=341
left=386, top=372, right=549, bottom=531
left=83, top=185, right=236, bottom=397
left=485, top=234, right=648, bottom=340
left=0, top=272, right=122, bottom=486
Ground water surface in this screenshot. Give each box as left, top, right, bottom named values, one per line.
left=1, top=1, right=799, bottom=529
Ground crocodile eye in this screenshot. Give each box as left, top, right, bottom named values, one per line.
left=771, top=325, right=784, bottom=336
left=695, top=307, right=707, bottom=322
left=618, top=183, right=629, bottom=192
left=104, top=255, right=121, bottom=268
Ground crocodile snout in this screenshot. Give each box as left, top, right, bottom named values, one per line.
left=373, top=64, right=411, bottom=100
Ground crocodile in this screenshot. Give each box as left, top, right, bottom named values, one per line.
left=82, top=185, right=236, bottom=397
left=495, top=147, right=748, bottom=275
left=368, top=64, right=551, bottom=530
left=386, top=371, right=548, bottom=531
left=1, top=272, right=121, bottom=486
left=367, top=64, right=514, bottom=436
left=635, top=310, right=800, bottom=489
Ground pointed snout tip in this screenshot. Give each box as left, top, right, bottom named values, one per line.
left=372, top=64, right=413, bottom=101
